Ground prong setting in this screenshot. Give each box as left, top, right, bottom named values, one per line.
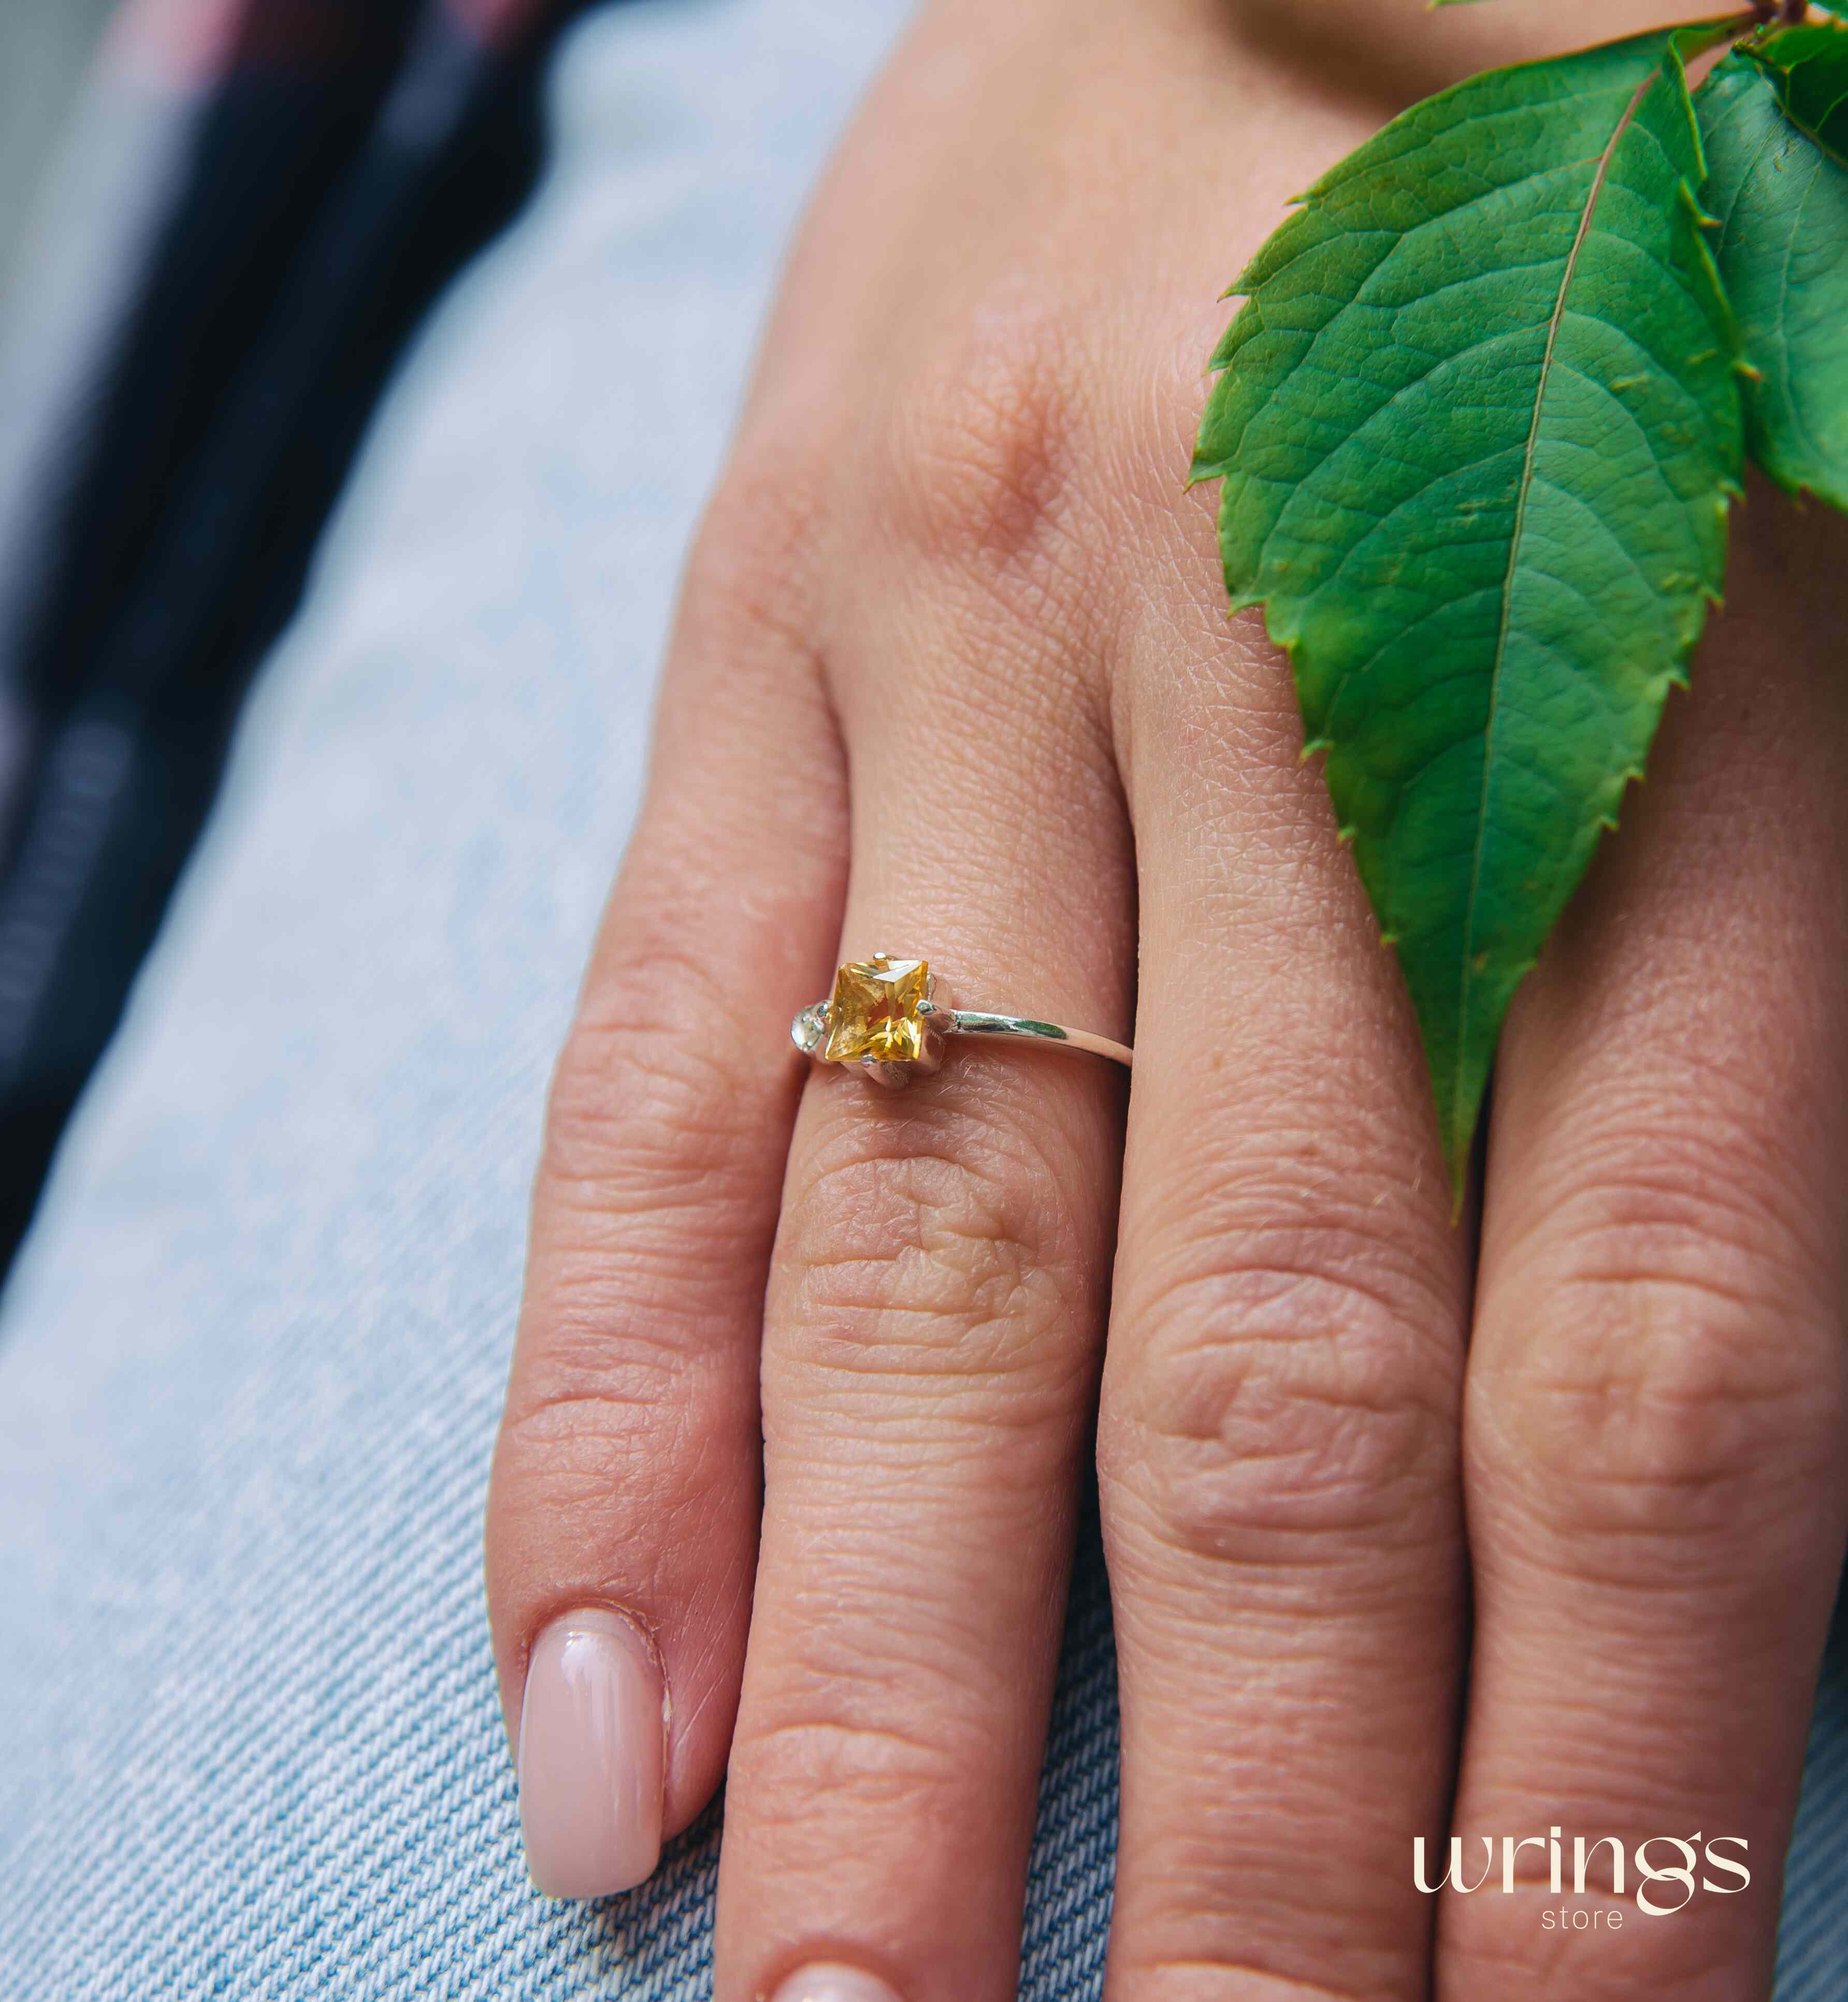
left=790, top=955, right=1131, bottom=1083
left=790, top=1002, right=830, bottom=1057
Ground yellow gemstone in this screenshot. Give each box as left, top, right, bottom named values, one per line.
left=821, top=955, right=930, bottom=1065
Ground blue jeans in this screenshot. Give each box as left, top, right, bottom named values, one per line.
left=0, top=2, right=1842, bottom=1994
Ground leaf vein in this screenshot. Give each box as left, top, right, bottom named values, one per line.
left=1454, top=65, right=1658, bottom=1162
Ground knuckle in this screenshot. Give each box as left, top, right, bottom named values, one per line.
left=1479, top=1156, right=1845, bottom=1561
left=489, top=1324, right=749, bottom=1588
left=775, top=1104, right=1100, bottom=1405
left=1110, top=1203, right=1458, bottom=1562
left=511, top=1244, right=710, bottom=1433
left=516, top=952, right=777, bottom=1452
left=730, top=1612, right=1007, bottom=1821
left=874, top=322, right=1089, bottom=586
left=497, top=1261, right=756, bottom=1545
left=498, top=1365, right=691, bottom=1504
left=544, top=940, right=756, bottom=1197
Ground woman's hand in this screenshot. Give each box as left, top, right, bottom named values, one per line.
left=484, top=2, right=1848, bottom=1997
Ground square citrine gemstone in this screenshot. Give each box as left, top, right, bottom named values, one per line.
left=822, top=955, right=930, bottom=1064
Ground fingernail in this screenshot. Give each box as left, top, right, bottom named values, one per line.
left=769, top=1967, right=905, bottom=2002
left=517, top=1606, right=665, bottom=1897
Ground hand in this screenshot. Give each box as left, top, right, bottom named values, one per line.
left=484, top=2, right=1848, bottom=1996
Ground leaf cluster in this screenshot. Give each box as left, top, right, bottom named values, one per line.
left=1191, top=3, right=1848, bottom=1195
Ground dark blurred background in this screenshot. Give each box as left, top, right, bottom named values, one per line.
left=0, top=0, right=594, bottom=1278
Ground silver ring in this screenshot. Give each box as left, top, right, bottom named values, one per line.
left=791, top=953, right=1133, bottom=1091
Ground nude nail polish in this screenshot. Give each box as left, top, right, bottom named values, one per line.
left=517, top=1606, right=665, bottom=1897
left=768, top=1966, right=905, bottom=2002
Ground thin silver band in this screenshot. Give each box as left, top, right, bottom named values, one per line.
left=928, top=1006, right=1132, bottom=1068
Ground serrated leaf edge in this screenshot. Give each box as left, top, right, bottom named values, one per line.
left=1195, top=27, right=1744, bottom=1199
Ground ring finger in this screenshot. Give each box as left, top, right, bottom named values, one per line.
left=710, top=568, right=1134, bottom=2002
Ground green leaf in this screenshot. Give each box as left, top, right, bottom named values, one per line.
left=1701, top=39, right=1848, bottom=506
left=1192, top=26, right=1743, bottom=1189
left=1741, top=19, right=1848, bottom=160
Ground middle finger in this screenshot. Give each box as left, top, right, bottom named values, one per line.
left=1098, top=550, right=1474, bottom=2002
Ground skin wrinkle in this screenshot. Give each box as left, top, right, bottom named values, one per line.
left=1457, top=1664, right=1803, bottom=1789
left=777, top=1238, right=1100, bottom=1418
left=758, top=1496, right=1081, bottom=1639
left=1127, top=1720, right=1440, bottom=1807
left=1123, top=1957, right=1386, bottom=2002
left=789, top=1097, right=1100, bottom=1275
left=1145, top=1313, right=1457, bottom=1457
left=740, top=1563, right=1068, bottom=1715
left=533, top=1160, right=766, bottom=1235
left=748, top=1547, right=1059, bottom=1692
left=565, top=940, right=802, bottom=1059
left=1119, top=1502, right=1462, bottom=1581
left=524, top=1146, right=788, bottom=1303
left=539, top=1076, right=769, bottom=1200
left=1128, top=1184, right=1459, bottom=1327
left=1129, top=1233, right=1457, bottom=1393
left=1513, top=1252, right=1814, bottom=1348
left=1471, top=1519, right=1834, bottom=1604
left=507, top=1458, right=756, bottom=1611
left=1472, top=1399, right=1843, bottom=1566
left=1502, top=1328, right=1835, bottom=1440
left=1115, top=1549, right=1461, bottom=1635
left=1472, top=1306, right=1844, bottom=1551
left=526, top=1253, right=760, bottom=1338
left=1116, top=1427, right=1457, bottom=1567
left=1498, top=1120, right=1828, bottom=1281
left=735, top=1714, right=992, bottom=1811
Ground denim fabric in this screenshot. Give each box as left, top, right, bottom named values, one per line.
left=0, top=1, right=1841, bottom=1996
left=1778, top=1594, right=1848, bottom=1998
